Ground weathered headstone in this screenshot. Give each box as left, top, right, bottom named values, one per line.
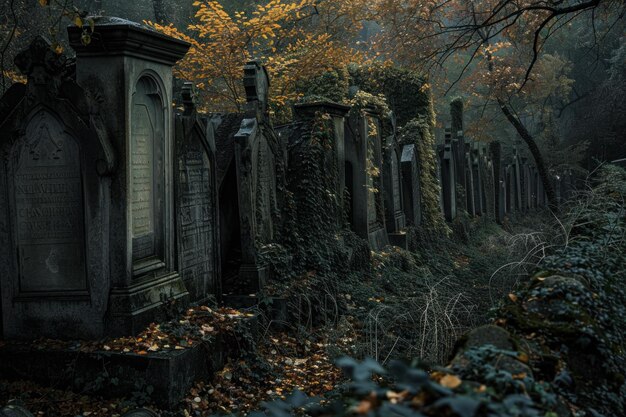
left=68, top=17, right=190, bottom=335
left=512, top=150, right=523, bottom=211
left=0, top=37, right=115, bottom=339
left=382, top=112, right=407, bottom=247
left=536, top=169, right=545, bottom=208
left=174, top=83, right=221, bottom=304
left=401, top=144, right=421, bottom=226
left=464, top=141, right=476, bottom=215
left=438, top=132, right=457, bottom=222
left=505, top=165, right=515, bottom=213
left=480, top=143, right=495, bottom=220
left=344, top=105, right=389, bottom=249
left=471, top=142, right=484, bottom=216
left=489, top=141, right=505, bottom=223
left=291, top=100, right=351, bottom=220
left=232, top=60, right=280, bottom=291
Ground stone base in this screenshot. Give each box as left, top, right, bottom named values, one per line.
left=388, top=232, right=408, bottom=250
left=0, top=339, right=220, bottom=407
left=238, top=263, right=271, bottom=293
left=0, top=315, right=259, bottom=407
left=368, top=227, right=389, bottom=251
left=107, top=272, right=189, bottom=336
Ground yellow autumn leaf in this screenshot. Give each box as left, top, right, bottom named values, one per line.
left=440, top=374, right=462, bottom=389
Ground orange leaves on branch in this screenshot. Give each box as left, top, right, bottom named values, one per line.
left=147, top=0, right=367, bottom=113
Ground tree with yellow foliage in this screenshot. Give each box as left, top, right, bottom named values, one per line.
left=148, top=0, right=368, bottom=116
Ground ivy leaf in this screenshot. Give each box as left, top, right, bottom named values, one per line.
left=433, top=396, right=481, bottom=417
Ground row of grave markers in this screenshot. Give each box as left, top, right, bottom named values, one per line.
left=437, top=127, right=551, bottom=225
left=0, top=18, right=567, bottom=340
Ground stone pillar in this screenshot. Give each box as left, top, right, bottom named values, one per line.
left=68, top=17, right=190, bottom=335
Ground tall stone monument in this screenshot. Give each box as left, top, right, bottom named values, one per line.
left=68, top=17, right=190, bottom=335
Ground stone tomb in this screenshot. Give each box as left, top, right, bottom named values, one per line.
left=68, top=17, right=190, bottom=335
left=174, top=83, right=221, bottom=304
left=381, top=113, right=407, bottom=248
left=344, top=105, right=389, bottom=250
left=0, top=37, right=115, bottom=339
left=400, top=144, right=422, bottom=226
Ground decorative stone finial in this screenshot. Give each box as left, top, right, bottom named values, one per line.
left=243, top=60, right=269, bottom=113
left=181, top=82, right=196, bottom=116
left=14, top=36, right=68, bottom=86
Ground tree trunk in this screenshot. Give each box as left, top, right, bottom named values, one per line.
left=498, top=99, right=558, bottom=210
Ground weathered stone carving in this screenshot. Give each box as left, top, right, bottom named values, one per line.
left=68, top=17, right=190, bottom=335
left=0, top=36, right=114, bottom=339
left=174, top=82, right=221, bottom=304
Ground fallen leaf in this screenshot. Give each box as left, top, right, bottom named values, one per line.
left=440, top=374, right=462, bottom=389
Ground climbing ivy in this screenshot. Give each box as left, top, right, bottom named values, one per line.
left=399, top=116, right=448, bottom=235
left=349, top=62, right=430, bottom=128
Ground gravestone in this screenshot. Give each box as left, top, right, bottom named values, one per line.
left=174, top=83, right=220, bottom=304
left=233, top=61, right=280, bottom=291
left=0, top=37, right=115, bottom=339
left=512, top=150, right=523, bottom=211
left=344, top=105, right=388, bottom=250
left=505, top=165, right=515, bottom=213
left=382, top=113, right=407, bottom=247
left=471, top=142, right=484, bottom=216
left=520, top=157, right=532, bottom=212
left=451, top=101, right=467, bottom=214
left=292, top=100, right=351, bottom=221
left=536, top=170, right=545, bottom=208
left=438, top=133, right=457, bottom=222
left=481, top=143, right=496, bottom=220
left=401, top=144, right=421, bottom=226
left=464, top=141, right=476, bottom=215
left=68, top=17, right=190, bottom=335
left=488, top=141, right=505, bottom=223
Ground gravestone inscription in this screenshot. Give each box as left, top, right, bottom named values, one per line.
left=174, top=84, right=219, bottom=302
left=13, top=112, right=87, bottom=293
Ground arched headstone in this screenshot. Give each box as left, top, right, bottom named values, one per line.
left=0, top=36, right=114, bottom=339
